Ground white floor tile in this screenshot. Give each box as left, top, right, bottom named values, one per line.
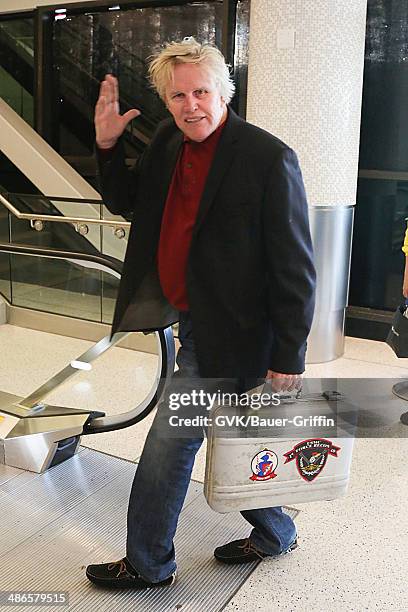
left=342, top=336, right=408, bottom=368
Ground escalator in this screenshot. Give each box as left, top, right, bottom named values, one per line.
left=0, top=242, right=175, bottom=473
left=0, top=191, right=175, bottom=473
left=0, top=18, right=33, bottom=103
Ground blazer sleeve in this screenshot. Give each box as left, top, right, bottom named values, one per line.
left=262, top=147, right=316, bottom=374
left=96, top=138, right=147, bottom=217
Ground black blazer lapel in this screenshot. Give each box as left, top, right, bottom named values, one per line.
left=192, top=108, right=243, bottom=237
left=156, top=128, right=184, bottom=215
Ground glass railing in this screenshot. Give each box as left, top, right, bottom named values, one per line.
left=0, top=202, right=11, bottom=302
left=63, top=21, right=165, bottom=128
left=0, top=191, right=129, bottom=324
left=0, top=239, right=175, bottom=435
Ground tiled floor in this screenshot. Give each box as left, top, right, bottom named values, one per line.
left=1, top=324, right=407, bottom=611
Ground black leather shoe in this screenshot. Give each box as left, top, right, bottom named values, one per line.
left=214, top=538, right=298, bottom=564
left=86, top=557, right=176, bottom=589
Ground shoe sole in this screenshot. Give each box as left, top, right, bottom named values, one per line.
left=214, top=553, right=266, bottom=565
left=86, top=570, right=176, bottom=590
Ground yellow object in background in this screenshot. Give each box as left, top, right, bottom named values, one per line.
left=403, top=227, right=408, bottom=256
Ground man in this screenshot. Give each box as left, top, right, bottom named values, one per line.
left=86, top=38, right=316, bottom=589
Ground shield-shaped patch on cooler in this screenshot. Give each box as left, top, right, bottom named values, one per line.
left=284, top=438, right=341, bottom=482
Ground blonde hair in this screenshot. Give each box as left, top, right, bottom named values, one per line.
left=148, top=37, right=235, bottom=104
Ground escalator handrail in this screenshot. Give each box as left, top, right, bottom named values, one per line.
left=0, top=241, right=123, bottom=276
left=0, top=191, right=131, bottom=230
left=0, top=241, right=175, bottom=434
left=10, top=193, right=103, bottom=204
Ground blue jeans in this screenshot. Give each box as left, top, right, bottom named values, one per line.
left=126, top=312, right=297, bottom=582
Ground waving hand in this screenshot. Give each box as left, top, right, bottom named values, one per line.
left=95, top=74, right=140, bottom=149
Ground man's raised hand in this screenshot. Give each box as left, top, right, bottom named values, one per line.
left=94, top=74, right=140, bottom=149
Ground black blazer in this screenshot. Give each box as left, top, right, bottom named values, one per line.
left=97, top=108, right=316, bottom=378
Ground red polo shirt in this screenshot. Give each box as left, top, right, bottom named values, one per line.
left=157, top=120, right=225, bottom=311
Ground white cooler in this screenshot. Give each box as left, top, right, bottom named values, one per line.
left=204, top=390, right=356, bottom=513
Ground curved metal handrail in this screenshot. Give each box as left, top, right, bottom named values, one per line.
left=0, top=192, right=131, bottom=229
left=0, top=242, right=175, bottom=433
